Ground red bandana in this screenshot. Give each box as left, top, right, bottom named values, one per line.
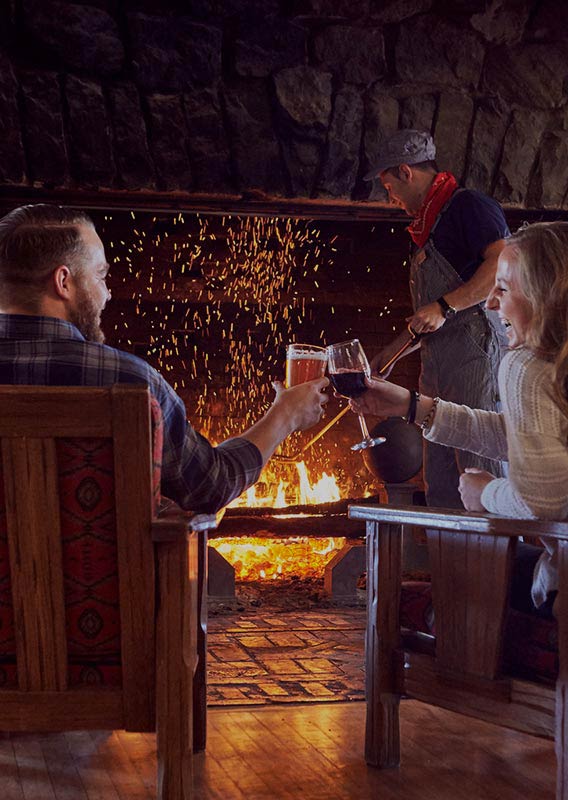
left=407, top=171, right=458, bottom=248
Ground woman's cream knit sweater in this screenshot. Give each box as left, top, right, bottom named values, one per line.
left=425, top=346, right=568, bottom=606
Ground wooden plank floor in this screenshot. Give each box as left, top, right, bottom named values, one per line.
left=0, top=700, right=555, bottom=799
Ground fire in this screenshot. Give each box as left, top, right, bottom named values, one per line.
left=228, top=461, right=341, bottom=509
left=296, top=462, right=340, bottom=505
left=210, top=535, right=344, bottom=581
left=212, top=461, right=346, bottom=581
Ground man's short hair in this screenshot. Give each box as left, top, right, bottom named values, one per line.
left=0, top=204, right=94, bottom=312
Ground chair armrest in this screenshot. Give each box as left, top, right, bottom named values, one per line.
left=152, top=509, right=222, bottom=542
left=348, top=503, right=568, bottom=542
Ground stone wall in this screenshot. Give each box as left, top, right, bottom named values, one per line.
left=2, top=0, right=568, bottom=209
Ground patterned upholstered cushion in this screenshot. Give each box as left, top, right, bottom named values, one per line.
left=58, top=437, right=122, bottom=687
left=400, top=581, right=558, bottom=683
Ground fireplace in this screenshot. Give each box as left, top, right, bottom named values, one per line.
left=216, top=459, right=345, bottom=582
left=85, top=207, right=420, bottom=587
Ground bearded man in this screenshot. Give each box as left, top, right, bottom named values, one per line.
left=0, top=204, right=328, bottom=513
left=365, top=129, right=509, bottom=508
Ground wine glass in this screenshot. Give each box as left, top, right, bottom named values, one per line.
left=326, top=339, right=385, bottom=451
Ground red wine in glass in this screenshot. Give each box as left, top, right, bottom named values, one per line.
left=326, top=339, right=385, bottom=451
left=329, top=370, right=367, bottom=398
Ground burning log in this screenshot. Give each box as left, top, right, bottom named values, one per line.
left=224, top=495, right=379, bottom=517
left=212, top=496, right=379, bottom=539
left=214, top=513, right=356, bottom=538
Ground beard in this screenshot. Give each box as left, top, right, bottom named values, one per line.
left=69, top=282, right=105, bottom=344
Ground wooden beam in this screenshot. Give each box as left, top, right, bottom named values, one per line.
left=403, top=651, right=555, bottom=740
left=193, top=532, right=208, bottom=753
left=0, top=689, right=123, bottom=730
left=0, top=187, right=408, bottom=221
left=3, top=438, right=68, bottom=692
left=556, top=540, right=568, bottom=799
left=0, top=187, right=563, bottom=224
left=427, top=530, right=512, bottom=678
left=226, top=496, right=378, bottom=517
left=0, top=387, right=113, bottom=437
left=156, top=533, right=197, bottom=800
left=365, top=519, right=402, bottom=768
left=111, top=386, right=156, bottom=732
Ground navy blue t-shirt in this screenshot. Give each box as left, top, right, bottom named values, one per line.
left=430, top=189, right=510, bottom=282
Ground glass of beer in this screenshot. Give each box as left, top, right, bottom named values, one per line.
left=285, top=343, right=327, bottom=387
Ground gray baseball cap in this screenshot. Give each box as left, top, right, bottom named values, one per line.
left=364, top=129, right=436, bottom=181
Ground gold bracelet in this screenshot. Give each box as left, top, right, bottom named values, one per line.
left=420, top=396, right=440, bottom=430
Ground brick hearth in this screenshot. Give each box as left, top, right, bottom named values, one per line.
left=207, top=607, right=365, bottom=706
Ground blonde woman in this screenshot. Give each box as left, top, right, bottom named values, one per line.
left=351, top=221, right=568, bottom=615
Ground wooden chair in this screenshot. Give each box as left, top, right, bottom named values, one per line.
left=0, top=384, right=216, bottom=800
left=348, top=502, right=568, bottom=800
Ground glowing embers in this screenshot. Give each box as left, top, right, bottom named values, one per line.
left=218, top=460, right=345, bottom=580
left=209, top=536, right=345, bottom=581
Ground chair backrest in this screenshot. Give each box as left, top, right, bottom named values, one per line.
left=426, top=529, right=514, bottom=678
left=0, top=384, right=158, bottom=733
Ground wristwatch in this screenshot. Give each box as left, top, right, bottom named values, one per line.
left=437, top=295, right=457, bottom=319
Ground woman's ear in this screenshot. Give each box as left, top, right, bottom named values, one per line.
left=52, top=265, right=73, bottom=300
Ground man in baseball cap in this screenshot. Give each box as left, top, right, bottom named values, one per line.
left=365, top=128, right=509, bottom=511
left=363, top=129, right=436, bottom=181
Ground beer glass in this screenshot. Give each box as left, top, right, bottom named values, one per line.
left=326, top=339, right=385, bottom=451
left=285, top=343, right=327, bottom=387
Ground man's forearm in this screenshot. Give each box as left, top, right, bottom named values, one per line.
left=240, top=377, right=329, bottom=465
left=444, top=258, right=496, bottom=310
left=241, top=404, right=296, bottom=466
left=443, top=239, right=505, bottom=311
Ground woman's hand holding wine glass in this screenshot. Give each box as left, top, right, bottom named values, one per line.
left=326, top=339, right=385, bottom=451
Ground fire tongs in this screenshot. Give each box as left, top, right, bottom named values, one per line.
left=273, top=325, right=421, bottom=464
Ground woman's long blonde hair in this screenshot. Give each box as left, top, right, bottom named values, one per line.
left=508, top=221, right=568, bottom=418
